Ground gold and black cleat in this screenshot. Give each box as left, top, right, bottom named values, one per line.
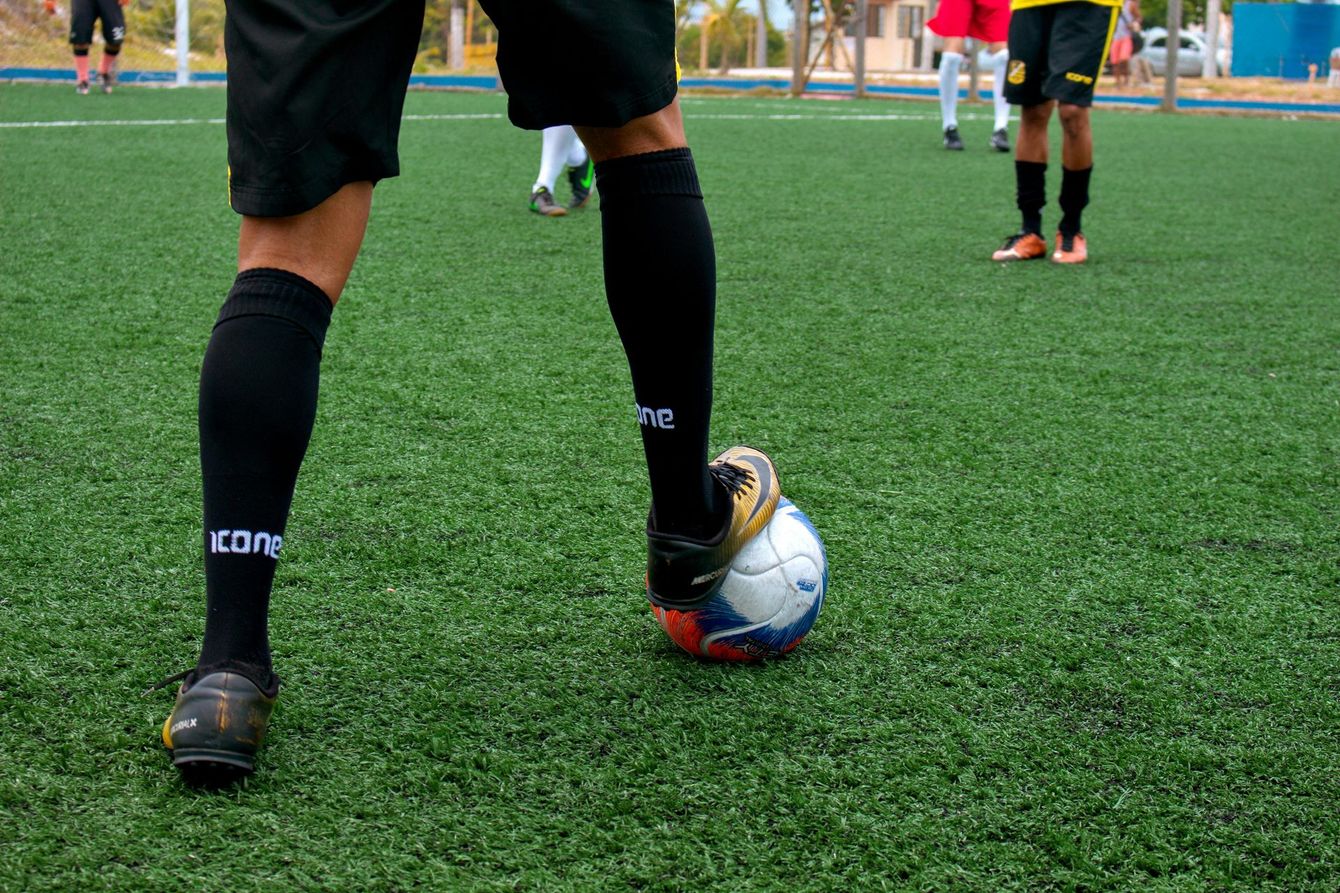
left=646, top=446, right=779, bottom=610
left=158, top=669, right=277, bottom=786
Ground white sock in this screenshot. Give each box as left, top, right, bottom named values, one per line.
left=565, top=136, right=589, bottom=170
left=533, top=125, right=576, bottom=194
left=939, top=52, right=963, bottom=130
left=989, top=49, right=1010, bottom=131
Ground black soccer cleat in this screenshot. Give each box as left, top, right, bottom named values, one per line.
left=160, top=669, right=278, bottom=785
left=529, top=186, right=567, bottom=217
left=567, top=158, right=595, bottom=209
left=99, top=69, right=116, bottom=94
left=646, top=446, right=780, bottom=610
left=75, top=80, right=90, bottom=95
left=990, top=128, right=1010, bottom=152
left=943, top=126, right=965, bottom=151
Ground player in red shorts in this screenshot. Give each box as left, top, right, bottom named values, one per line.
left=928, top=0, right=1012, bottom=151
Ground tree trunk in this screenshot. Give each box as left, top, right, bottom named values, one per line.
left=757, top=1, right=770, bottom=67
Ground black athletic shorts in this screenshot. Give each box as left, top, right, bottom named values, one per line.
left=224, top=0, right=679, bottom=217
left=69, top=0, right=125, bottom=46
left=1003, top=2, right=1119, bottom=107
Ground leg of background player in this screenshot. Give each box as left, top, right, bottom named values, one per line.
left=97, top=42, right=120, bottom=92
left=564, top=132, right=594, bottom=210
left=939, top=37, right=965, bottom=149
left=992, top=100, right=1051, bottom=260
left=72, top=45, right=91, bottom=92
left=1016, top=101, right=1052, bottom=235
left=531, top=125, right=576, bottom=216
left=576, top=99, right=721, bottom=539
left=194, top=182, right=370, bottom=681
left=986, top=43, right=1011, bottom=147
left=1056, top=102, right=1093, bottom=255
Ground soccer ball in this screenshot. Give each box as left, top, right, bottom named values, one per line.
left=651, top=498, right=827, bottom=661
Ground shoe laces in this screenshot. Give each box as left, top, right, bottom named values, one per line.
left=142, top=666, right=282, bottom=696
left=710, top=461, right=755, bottom=496
left=142, top=669, right=193, bottom=697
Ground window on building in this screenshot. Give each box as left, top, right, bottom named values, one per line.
left=845, top=4, right=887, bottom=38
left=897, top=4, right=925, bottom=39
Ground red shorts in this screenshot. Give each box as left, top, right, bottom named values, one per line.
left=1109, top=35, right=1134, bottom=64
left=927, top=0, right=1011, bottom=43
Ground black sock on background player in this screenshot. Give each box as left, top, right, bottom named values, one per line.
left=1058, top=165, right=1092, bottom=238
left=1016, top=160, right=1047, bottom=236
left=595, top=148, right=722, bottom=540
left=196, top=268, right=331, bottom=684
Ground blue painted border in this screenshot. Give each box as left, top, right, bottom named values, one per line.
left=5, top=67, right=1339, bottom=115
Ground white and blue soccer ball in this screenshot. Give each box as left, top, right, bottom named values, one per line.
left=652, top=498, right=827, bottom=661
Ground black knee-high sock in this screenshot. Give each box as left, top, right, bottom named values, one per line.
left=1016, top=160, right=1047, bottom=235
left=196, top=268, right=332, bottom=683
left=1059, top=165, right=1093, bottom=238
left=596, top=148, right=721, bottom=539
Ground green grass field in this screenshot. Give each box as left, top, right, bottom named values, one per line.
left=1, top=83, right=1337, bottom=891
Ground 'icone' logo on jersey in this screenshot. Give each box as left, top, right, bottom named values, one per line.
left=1008, top=61, right=1027, bottom=84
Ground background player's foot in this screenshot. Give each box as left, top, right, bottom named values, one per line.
left=990, top=128, right=1010, bottom=152
left=943, top=127, right=965, bottom=151
left=529, top=187, right=567, bottom=217
left=159, top=668, right=278, bottom=786
left=1052, top=232, right=1088, bottom=264
left=75, top=81, right=89, bottom=95
left=646, top=446, right=780, bottom=610
left=992, top=232, right=1047, bottom=261
left=99, top=71, right=115, bottom=94
left=567, top=159, right=594, bottom=209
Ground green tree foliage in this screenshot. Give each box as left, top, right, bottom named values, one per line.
left=1138, top=0, right=1240, bottom=31
left=677, top=13, right=787, bottom=71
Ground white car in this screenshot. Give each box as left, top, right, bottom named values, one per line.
left=1138, top=28, right=1229, bottom=77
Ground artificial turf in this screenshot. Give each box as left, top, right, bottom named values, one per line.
left=0, top=83, right=1337, bottom=891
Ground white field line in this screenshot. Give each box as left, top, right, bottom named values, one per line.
left=0, top=109, right=989, bottom=129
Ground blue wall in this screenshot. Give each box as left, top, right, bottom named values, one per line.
left=1233, top=3, right=1340, bottom=79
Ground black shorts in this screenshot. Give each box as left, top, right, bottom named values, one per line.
left=69, top=0, right=124, bottom=46
left=225, top=0, right=679, bottom=217
left=1003, top=2, right=1119, bottom=107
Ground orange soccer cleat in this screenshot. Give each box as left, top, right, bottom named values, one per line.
left=1051, top=232, right=1088, bottom=264
left=991, top=231, right=1047, bottom=262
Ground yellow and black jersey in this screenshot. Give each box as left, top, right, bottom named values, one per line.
left=1012, top=0, right=1120, bottom=10
left=1005, top=1, right=1120, bottom=106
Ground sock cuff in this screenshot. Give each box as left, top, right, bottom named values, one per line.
left=1016, top=160, right=1047, bottom=173
left=594, top=148, right=702, bottom=200
left=1061, top=165, right=1094, bottom=175
left=941, top=51, right=964, bottom=66
left=218, top=268, right=334, bottom=349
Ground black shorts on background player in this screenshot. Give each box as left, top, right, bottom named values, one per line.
left=69, top=0, right=124, bottom=46
left=1004, top=2, right=1118, bottom=107
left=225, top=0, right=678, bottom=217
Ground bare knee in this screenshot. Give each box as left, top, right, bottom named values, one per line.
left=574, top=98, right=687, bottom=163
left=237, top=181, right=373, bottom=305
left=1057, top=103, right=1089, bottom=137
left=1020, top=101, right=1054, bottom=129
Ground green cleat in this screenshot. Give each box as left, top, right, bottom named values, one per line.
left=567, top=158, right=595, bottom=209
left=529, top=186, right=567, bottom=217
